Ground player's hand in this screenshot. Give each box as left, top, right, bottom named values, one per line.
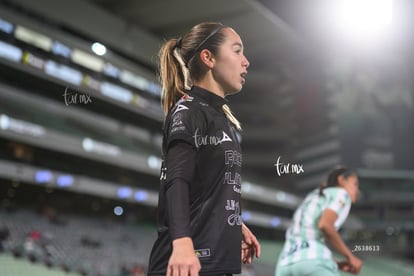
left=346, top=254, right=363, bottom=274
left=167, top=237, right=201, bottom=276
left=241, top=223, right=261, bottom=264
left=337, top=260, right=353, bottom=272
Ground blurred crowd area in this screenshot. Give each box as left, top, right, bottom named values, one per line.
left=0, top=206, right=150, bottom=276
left=0, top=204, right=263, bottom=276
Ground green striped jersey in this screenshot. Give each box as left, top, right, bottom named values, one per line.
left=278, top=187, right=351, bottom=265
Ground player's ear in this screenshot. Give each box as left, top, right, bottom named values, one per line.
left=199, top=49, right=215, bottom=69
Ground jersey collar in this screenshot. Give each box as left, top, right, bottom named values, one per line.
left=187, top=86, right=228, bottom=113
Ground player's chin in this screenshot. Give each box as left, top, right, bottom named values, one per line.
left=226, top=84, right=243, bottom=95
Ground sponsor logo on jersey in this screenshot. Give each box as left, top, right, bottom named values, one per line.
left=195, top=248, right=211, bottom=258
left=172, top=104, right=189, bottom=115
left=193, top=129, right=233, bottom=148
left=172, top=113, right=183, bottom=127
left=225, top=200, right=242, bottom=226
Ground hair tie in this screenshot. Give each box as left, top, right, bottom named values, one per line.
left=175, top=36, right=183, bottom=49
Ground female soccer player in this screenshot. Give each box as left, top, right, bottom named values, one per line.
left=147, top=22, right=261, bottom=276
left=275, top=167, right=363, bottom=276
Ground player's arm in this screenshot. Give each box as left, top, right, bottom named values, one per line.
left=165, top=141, right=201, bottom=276
left=318, top=209, right=352, bottom=258
left=318, top=209, right=362, bottom=274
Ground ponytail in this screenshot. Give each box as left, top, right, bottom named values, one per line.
left=319, top=182, right=327, bottom=196
left=158, top=39, right=190, bottom=115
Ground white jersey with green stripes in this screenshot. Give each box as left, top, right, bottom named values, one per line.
left=278, top=187, right=352, bottom=266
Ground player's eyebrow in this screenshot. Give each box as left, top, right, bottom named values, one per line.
left=232, top=42, right=243, bottom=48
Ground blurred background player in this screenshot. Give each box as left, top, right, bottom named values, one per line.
left=275, top=167, right=363, bottom=276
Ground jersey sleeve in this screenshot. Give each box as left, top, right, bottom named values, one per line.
left=164, top=141, right=197, bottom=240
left=165, top=102, right=206, bottom=149
left=326, top=188, right=351, bottom=216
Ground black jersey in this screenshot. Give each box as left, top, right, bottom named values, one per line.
left=148, top=86, right=243, bottom=275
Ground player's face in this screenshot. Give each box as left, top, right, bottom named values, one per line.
left=343, top=175, right=360, bottom=203
left=212, top=28, right=249, bottom=95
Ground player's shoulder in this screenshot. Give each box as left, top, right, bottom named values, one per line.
left=166, top=94, right=208, bottom=136
left=167, top=95, right=201, bottom=121
left=170, top=94, right=207, bottom=116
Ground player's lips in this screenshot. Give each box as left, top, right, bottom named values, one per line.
left=241, top=72, right=247, bottom=84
